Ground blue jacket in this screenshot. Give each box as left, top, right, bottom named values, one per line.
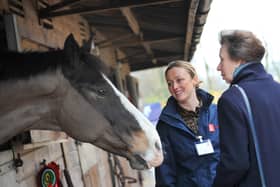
left=213, top=63, right=280, bottom=187
left=155, top=89, right=220, bottom=187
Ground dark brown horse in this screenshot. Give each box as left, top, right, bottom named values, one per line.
left=0, top=34, right=163, bottom=170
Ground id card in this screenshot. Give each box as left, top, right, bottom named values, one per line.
left=195, top=139, right=214, bottom=156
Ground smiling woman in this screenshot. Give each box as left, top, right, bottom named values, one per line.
left=155, top=60, right=220, bottom=187
left=0, top=34, right=163, bottom=170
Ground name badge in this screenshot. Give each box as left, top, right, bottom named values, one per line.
left=195, top=137, right=214, bottom=156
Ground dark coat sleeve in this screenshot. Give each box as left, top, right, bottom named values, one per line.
left=155, top=121, right=176, bottom=187
left=213, top=94, right=250, bottom=187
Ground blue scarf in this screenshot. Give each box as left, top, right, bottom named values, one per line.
left=233, top=62, right=255, bottom=79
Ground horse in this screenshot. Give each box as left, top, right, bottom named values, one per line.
left=0, top=34, right=163, bottom=170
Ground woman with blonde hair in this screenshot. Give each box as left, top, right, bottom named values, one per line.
left=155, top=60, right=220, bottom=187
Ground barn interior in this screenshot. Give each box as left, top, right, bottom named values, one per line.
left=0, top=0, right=212, bottom=186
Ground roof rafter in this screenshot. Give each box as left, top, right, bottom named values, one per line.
left=98, top=36, right=183, bottom=48
left=121, top=7, right=157, bottom=64
left=184, top=0, right=200, bottom=61
left=39, top=0, right=183, bottom=19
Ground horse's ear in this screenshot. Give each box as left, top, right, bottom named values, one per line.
left=64, top=34, right=80, bottom=56
left=63, top=34, right=80, bottom=69
left=62, top=34, right=81, bottom=79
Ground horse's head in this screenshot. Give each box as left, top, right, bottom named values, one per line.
left=58, top=34, right=163, bottom=170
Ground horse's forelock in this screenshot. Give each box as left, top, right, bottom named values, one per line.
left=84, top=54, right=111, bottom=76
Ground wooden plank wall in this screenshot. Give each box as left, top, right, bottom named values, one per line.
left=0, top=1, right=147, bottom=187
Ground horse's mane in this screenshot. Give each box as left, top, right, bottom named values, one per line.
left=0, top=49, right=109, bottom=81
left=0, top=50, right=65, bottom=81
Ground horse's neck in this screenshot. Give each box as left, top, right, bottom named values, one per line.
left=0, top=70, right=66, bottom=143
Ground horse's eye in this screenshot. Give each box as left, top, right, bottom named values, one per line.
left=98, top=89, right=105, bottom=95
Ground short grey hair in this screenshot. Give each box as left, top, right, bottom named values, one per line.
left=219, top=30, right=265, bottom=62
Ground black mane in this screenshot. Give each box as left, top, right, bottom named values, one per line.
left=0, top=49, right=109, bottom=81
left=0, top=50, right=67, bottom=81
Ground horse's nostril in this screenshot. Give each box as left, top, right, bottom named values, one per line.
left=155, top=141, right=161, bottom=151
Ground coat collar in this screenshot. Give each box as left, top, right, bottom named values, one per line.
left=163, top=88, right=213, bottom=114
left=231, top=62, right=272, bottom=85
left=159, top=89, right=214, bottom=132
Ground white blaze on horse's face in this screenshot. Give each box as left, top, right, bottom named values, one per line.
left=102, top=74, right=163, bottom=168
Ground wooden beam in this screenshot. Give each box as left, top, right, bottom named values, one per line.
left=39, top=0, right=183, bottom=19
left=119, top=53, right=182, bottom=62
left=39, top=0, right=79, bottom=13
left=96, top=33, right=135, bottom=46
left=120, top=7, right=140, bottom=35
left=99, top=36, right=184, bottom=48
left=142, top=43, right=156, bottom=63
left=118, top=52, right=146, bottom=62
left=184, top=0, right=200, bottom=61
left=99, top=36, right=183, bottom=48
left=0, top=0, right=9, bottom=10
left=145, top=36, right=183, bottom=44
left=129, top=55, right=183, bottom=71
left=121, top=6, right=158, bottom=64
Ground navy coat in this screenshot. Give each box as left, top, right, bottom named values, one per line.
left=155, top=89, right=220, bottom=187
left=213, top=63, right=280, bottom=187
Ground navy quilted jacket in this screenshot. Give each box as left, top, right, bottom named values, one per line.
left=213, top=63, right=280, bottom=187
left=155, top=89, right=220, bottom=187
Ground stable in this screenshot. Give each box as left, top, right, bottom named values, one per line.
left=0, top=1, right=212, bottom=187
